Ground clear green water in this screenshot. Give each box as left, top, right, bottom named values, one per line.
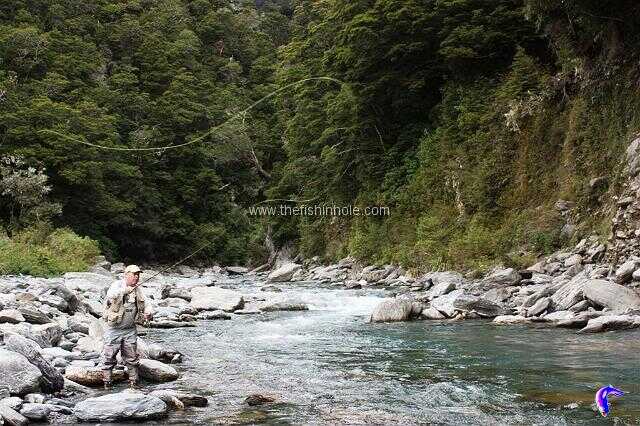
left=146, top=281, right=639, bottom=425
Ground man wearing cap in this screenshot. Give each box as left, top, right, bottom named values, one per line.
left=100, top=264, right=153, bottom=389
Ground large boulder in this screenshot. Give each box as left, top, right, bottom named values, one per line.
left=189, top=287, right=244, bottom=312
left=430, top=290, right=465, bottom=318
left=267, top=263, right=302, bottom=282
left=0, top=349, right=42, bottom=395
left=452, top=294, right=505, bottom=318
left=138, top=359, right=178, bottom=382
left=482, top=268, right=521, bottom=288
left=4, top=333, right=64, bottom=393
left=73, top=392, right=168, bottom=422
left=579, top=315, right=640, bottom=333
left=582, top=280, right=640, bottom=311
left=369, top=299, right=413, bottom=323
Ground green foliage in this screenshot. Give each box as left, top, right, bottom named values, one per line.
left=0, top=0, right=290, bottom=264
left=0, top=225, right=100, bottom=276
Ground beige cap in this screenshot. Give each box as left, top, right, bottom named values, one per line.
left=124, top=264, right=142, bottom=274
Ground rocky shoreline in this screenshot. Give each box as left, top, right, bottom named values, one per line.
left=266, top=237, right=640, bottom=333
left=1, top=233, right=640, bottom=424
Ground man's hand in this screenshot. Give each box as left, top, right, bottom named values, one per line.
left=144, top=312, right=153, bottom=321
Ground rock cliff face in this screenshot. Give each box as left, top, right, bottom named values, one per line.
left=609, top=136, right=640, bottom=266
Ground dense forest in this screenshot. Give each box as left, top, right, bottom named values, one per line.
left=2, top=0, right=640, bottom=274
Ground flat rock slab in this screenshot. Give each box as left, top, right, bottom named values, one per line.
left=74, top=392, right=168, bottom=422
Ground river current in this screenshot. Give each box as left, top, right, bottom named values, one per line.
left=143, top=278, right=639, bottom=425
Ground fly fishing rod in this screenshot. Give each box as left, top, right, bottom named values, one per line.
left=132, top=241, right=213, bottom=289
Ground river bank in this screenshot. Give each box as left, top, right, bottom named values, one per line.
left=0, top=238, right=639, bottom=424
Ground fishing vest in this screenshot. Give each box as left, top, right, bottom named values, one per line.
left=103, top=283, right=146, bottom=327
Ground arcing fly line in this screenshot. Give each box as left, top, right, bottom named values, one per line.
left=37, top=77, right=347, bottom=152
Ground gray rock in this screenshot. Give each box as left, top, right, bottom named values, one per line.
left=147, top=320, right=197, bottom=329
left=196, top=310, right=231, bottom=320
left=189, top=287, right=244, bottom=312
left=568, top=300, right=590, bottom=313
left=452, top=294, right=505, bottom=317
left=427, top=281, right=455, bottom=299
left=4, top=333, right=64, bottom=393
left=149, top=390, right=207, bottom=407
left=226, top=266, right=248, bottom=275
left=138, top=359, right=178, bottom=382
left=579, top=315, right=640, bottom=333
left=0, top=404, right=28, bottom=426
left=1, top=397, right=23, bottom=410
left=63, top=272, right=112, bottom=293
left=259, top=285, right=282, bottom=292
left=526, top=297, right=550, bottom=317
left=110, top=262, right=125, bottom=273
left=615, top=260, right=638, bottom=284
left=0, top=349, right=42, bottom=395
left=31, top=323, right=62, bottom=348
left=0, top=310, right=25, bottom=324
left=369, top=299, right=413, bottom=322
left=267, top=263, right=302, bottom=282
left=17, top=306, right=51, bottom=325
left=260, top=299, right=308, bottom=312
left=19, top=403, right=50, bottom=420
left=543, top=310, right=574, bottom=321
left=65, top=366, right=126, bottom=387
left=626, top=137, right=640, bottom=176
left=545, top=262, right=562, bottom=275
left=482, top=268, right=521, bottom=287
left=73, top=392, right=168, bottom=422
left=40, top=347, right=73, bottom=360
left=483, top=287, right=514, bottom=303
left=420, top=307, right=446, bottom=320
left=582, top=279, right=640, bottom=311
left=431, top=290, right=465, bottom=318
left=492, top=315, right=530, bottom=324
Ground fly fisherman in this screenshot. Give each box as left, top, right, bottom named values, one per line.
left=100, top=264, right=153, bottom=390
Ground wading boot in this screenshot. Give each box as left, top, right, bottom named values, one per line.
left=103, top=369, right=113, bottom=390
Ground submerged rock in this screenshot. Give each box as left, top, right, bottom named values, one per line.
left=150, top=390, right=208, bottom=408
left=245, top=394, right=276, bottom=406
